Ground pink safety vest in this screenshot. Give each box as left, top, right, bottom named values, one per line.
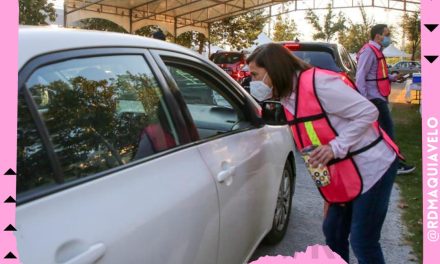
left=285, top=67, right=403, bottom=203
left=142, top=124, right=176, bottom=152
left=357, top=43, right=391, bottom=97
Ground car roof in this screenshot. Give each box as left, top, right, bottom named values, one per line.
left=213, top=51, right=241, bottom=54
left=277, top=41, right=339, bottom=49
left=19, top=26, right=198, bottom=70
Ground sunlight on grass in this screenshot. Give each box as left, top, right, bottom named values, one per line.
left=392, top=103, right=422, bottom=263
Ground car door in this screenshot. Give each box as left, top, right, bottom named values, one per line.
left=16, top=49, right=219, bottom=264
left=151, top=50, right=288, bottom=264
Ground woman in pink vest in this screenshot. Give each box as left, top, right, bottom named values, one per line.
left=247, top=43, right=399, bottom=264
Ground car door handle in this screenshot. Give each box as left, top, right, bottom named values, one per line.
left=217, top=166, right=236, bottom=183
left=62, top=243, right=106, bottom=264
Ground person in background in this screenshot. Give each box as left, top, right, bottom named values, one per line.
left=152, top=29, right=166, bottom=41
left=356, top=24, right=415, bottom=175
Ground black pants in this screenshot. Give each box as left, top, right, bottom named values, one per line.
left=370, top=98, right=395, bottom=140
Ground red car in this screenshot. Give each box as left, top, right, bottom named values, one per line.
left=210, top=51, right=250, bottom=83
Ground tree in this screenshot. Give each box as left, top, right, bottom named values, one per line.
left=77, top=18, right=128, bottom=33
left=19, top=0, right=56, bottom=25
left=401, top=11, right=421, bottom=61
left=338, top=5, right=375, bottom=53
left=210, top=10, right=269, bottom=50
left=305, top=3, right=346, bottom=42
left=175, top=31, right=207, bottom=53
left=273, top=14, right=300, bottom=42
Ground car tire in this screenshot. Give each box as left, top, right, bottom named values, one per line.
left=263, top=159, right=295, bottom=245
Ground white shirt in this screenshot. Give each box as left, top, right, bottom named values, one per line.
left=282, top=71, right=396, bottom=193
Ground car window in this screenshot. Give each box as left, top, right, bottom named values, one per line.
left=211, top=53, right=242, bottom=64
left=22, top=55, right=179, bottom=189
left=17, top=94, right=55, bottom=194
left=292, top=50, right=342, bottom=72
left=163, top=61, right=248, bottom=140
left=409, top=62, right=419, bottom=68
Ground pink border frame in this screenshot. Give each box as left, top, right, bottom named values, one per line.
left=0, top=0, right=18, bottom=263
left=422, top=1, right=440, bottom=263
left=1, top=1, right=437, bottom=263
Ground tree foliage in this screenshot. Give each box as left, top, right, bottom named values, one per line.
left=19, top=0, right=56, bottom=25
left=210, top=10, right=269, bottom=50
left=305, top=3, right=346, bottom=42
left=176, top=31, right=207, bottom=54
left=136, top=25, right=174, bottom=41
left=401, top=11, right=421, bottom=60
left=338, top=6, right=375, bottom=53
left=18, top=71, right=163, bottom=193
left=273, top=14, right=300, bottom=42
left=77, top=18, right=128, bottom=33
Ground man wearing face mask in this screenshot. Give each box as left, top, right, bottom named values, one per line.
left=356, top=24, right=415, bottom=175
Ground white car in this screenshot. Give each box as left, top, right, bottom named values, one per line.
left=16, top=27, right=296, bottom=264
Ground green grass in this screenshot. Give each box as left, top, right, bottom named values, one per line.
left=391, top=102, right=423, bottom=263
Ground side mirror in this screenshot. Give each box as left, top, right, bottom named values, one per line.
left=261, top=101, right=288, bottom=126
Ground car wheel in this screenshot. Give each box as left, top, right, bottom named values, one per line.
left=263, top=159, right=294, bottom=245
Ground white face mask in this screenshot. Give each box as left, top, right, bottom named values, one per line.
left=250, top=73, right=272, bottom=101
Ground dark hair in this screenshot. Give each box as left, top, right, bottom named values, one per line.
left=153, top=29, right=166, bottom=40
left=370, top=24, right=388, bottom=40
left=246, top=43, right=311, bottom=99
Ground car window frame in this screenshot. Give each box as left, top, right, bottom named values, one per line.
left=149, top=49, right=263, bottom=144
left=17, top=47, right=192, bottom=204
left=337, top=46, right=352, bottom=72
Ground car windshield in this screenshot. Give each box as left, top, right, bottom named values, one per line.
left=211, top=53, right=242, bottom=64
left=292, top=50, right=342, bottom=72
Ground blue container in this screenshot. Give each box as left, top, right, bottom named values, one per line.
left=412, top=73, right=421, bottom=83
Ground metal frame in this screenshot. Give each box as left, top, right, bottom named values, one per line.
left=64, top=0, right=419, bottom=38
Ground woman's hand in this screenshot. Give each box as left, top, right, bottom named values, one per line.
left=308, top=144, right=335, bottom=168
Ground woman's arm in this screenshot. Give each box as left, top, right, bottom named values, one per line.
left=315, top=73, right=379, bottom=160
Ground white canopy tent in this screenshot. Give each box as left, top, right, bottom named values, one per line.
left=383, top=44, right=411, bottom=58
left=244, top=32, right=272, bottom=52
left=64, top=0, right=290, bottom=38
left=63, top=0, right=419, bottom=42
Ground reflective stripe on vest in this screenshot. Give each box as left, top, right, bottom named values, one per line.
left=304, top=121, right=321, bottom=146
left=358, top=43, right=391, bottom=97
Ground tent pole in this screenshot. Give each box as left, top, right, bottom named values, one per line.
left=208, top=23, right=211, bottom=57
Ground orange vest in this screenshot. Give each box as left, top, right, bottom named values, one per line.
left=358, top=43, right=391, bottom=97
left=284, top=68, right=402, bottom=203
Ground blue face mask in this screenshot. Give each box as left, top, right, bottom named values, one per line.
left=381, top=36, right=391, bottom=48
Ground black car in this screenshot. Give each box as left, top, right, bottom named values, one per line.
left=281, top=41, right=357, bottom=82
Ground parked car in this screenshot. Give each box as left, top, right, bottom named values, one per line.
left=17, top=27, right=296, bottom=264
left=280, top=41, right=357, bottom=82
left=209, top=50, right=250, bottom=83
left=388, top=60, right=421, bottom=76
